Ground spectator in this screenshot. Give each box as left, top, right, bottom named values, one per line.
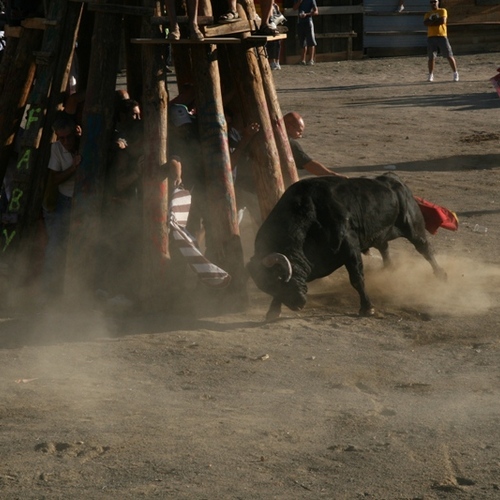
left=113, top=98, right=142, bottom=150
left=167, top=104, right=205, bottom=239
left=283, top=112, right=343, bottom=177
left=235, top=111, right=343, bottom=225
left=293, top=0, right=318, bottom=65
left=41, top=113, right=81, bottom=297
left=256, top=0, right=280, bottom=36
left=424, top=0, right=459, bottom=82
left=218, top=0, right=240, bottom=23
left=165, top=0, right=203, bottom=40
left=96, top=99, right=144, bottom=304
left=267, top=2, right=287, bottom=70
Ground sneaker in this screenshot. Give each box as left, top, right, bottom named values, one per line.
left=395, top=5, right=404, bottom=12
left=270, top=13, right=286, bottom=26
left=270, top=61, right=278, bottom=70
left=276, top=62, right=281, bottom=70
left=428, top=73, right=434, bottom=82
left=297, top=60, right=306, bottom=66
left=307, top=60, right=315, bottom=66
left=453, top=72, right=459, bottom=82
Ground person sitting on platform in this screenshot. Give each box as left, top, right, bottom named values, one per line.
left=256, top=0, right=281, bottom=36
left=219, top=0, right=278, bottom=35
left=165, top=0, right=203, bottom=40
left=267, top=2, right=287, bottom=69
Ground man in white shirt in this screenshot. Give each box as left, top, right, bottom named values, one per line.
left=42, top=113, right=81, bottom=297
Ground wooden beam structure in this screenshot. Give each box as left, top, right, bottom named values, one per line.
left=0, top=0, right=294, bottom=313
left=138, top=1, right=170, bottom=309
left=65, top=7, right=123, bottom=297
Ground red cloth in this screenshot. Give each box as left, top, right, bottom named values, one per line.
left=490, top=72, right=500, bottom=98
left=414, top=196, right=459, bottom=235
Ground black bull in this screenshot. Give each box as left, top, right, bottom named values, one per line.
left=247, top=173, right=447, bottom=320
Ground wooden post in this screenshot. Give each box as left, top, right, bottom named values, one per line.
left=0, top=25, right=43, bottom=188
left=170, top=0, right=211, bottom=91
left=26, top=2, right=83, bottom=225
left=64, top=10, right=123, bottom=296
left=139, top=1, right=170, bottom=309
left=228, top=43, right=285, bottom=220
left=73, top=5, right=94, bottom=90
left=124, top=13, right=144, bottom=101
left=0, top=30, right=20, bottom=96
left=256, top=44, right=299, bottom=188
left=2, top=0, right=80, bottom=259
left=190, top=43, right=247, bottom=306
left=172, top=45, right=194, bottom=92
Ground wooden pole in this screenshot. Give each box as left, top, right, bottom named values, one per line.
left=139, top=1, right=170, bottom=309
left=2, top=0, right=80, bottom=258
left=172, top=45, right=194, bottom=92
left=64, top=10, right=123, bottom=296
left=190, top=43, right=247, bottom=306
left=256, top=44, right=299, bottom=188
left=0, top=25, right=43, bottom=188
left=124, top=12, right=144, bottom=101
left=228, top=43, right=284, bottom=220
left=27, top=2, right=83, bottom=225
left=0, top=31, right=20, bottom=96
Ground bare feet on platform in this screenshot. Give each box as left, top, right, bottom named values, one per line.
left=190, top=25, right=204, bottom=40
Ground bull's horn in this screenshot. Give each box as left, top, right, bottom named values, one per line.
left=261, top=253, right=292, bottom=283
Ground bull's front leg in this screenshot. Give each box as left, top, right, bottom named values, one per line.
left=344, top=246, right=375, bottom=316
left=266, top=297, right=282, bottom=321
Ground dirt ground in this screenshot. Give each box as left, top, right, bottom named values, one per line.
left=1, top=52, right=500, bottom=499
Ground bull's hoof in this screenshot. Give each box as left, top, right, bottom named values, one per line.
left=359, top=307, right=376, bottom=317
left=265, top=298, right=282, bottom=322
left=265, top=309, right=281, bottom=322
left=435, top=268, right=448, bottom=282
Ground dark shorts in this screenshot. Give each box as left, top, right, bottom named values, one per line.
left=266, top=40, right=281, bottom=60
left=297, top=19, right=317, bottom=48
left=427, top=36, right=454, bottom=58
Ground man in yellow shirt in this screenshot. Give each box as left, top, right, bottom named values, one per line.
left=424, top=0, right=459, bottom=82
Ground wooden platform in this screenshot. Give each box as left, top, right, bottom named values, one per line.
left=131, top=34, right=287, bottom=45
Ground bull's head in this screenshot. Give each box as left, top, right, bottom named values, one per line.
left=247, top=252, right=308, bottom=312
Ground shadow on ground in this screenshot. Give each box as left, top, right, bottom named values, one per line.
left=336, top=153, right=500, bottom=174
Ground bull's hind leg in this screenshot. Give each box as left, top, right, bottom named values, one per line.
left=410, top=235, right=447, bottom=281
left=344, top=245, right=375, bottom=316
left=374, top=241, right=392, bottom=268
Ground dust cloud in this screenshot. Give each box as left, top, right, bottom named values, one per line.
left=307, top=246, right=500, bottom=317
